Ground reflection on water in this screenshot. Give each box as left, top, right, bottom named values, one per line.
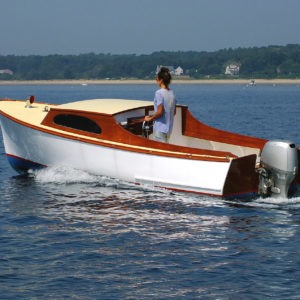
left=3, top=165, right=300, bottom=242
left=2, top=167, right=300, bottom=298
left=1, top=84, right=300, bottom=298
left=23, top=167, right=233, bottom=242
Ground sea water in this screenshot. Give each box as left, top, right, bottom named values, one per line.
left=0, top=83, right=300, bottom=299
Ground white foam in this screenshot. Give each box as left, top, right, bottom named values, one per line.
left=226, top=195, right=300, bottom=209
left=28, top=165, right=173, bottom=195
left=28, top=165, right=300, bottom=208
left=256, top=196, right=300, bottom=204
left=29, top=165, right=103, bottom=184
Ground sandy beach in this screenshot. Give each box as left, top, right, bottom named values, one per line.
left=0, top=79, right=300, bottom=85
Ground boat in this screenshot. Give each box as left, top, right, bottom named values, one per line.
left=0, top=96, right=299, bottom=199
left=247, top=79, right=256, bottom=86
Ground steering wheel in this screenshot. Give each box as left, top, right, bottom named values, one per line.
left=142, top=121, right=151, bottom=138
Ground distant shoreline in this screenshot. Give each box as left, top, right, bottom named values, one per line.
left=1, top=79, right=300, bottom=85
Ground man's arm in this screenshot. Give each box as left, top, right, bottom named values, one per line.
left=144, top=104, right=163, bottom=122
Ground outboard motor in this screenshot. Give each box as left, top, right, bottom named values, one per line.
left=257, top=140, right=298, bottom=198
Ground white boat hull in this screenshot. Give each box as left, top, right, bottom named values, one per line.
left=0, top=115, right=231, bottom=196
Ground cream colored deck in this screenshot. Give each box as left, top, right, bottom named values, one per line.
left=0, top=100, right=55, bottom=128
left=0, top=99, right=148, bottom=148
left=0, top=98, right=152, bottom=129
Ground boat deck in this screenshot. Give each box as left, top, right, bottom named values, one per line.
left=0, top=98, right=264, bottom=162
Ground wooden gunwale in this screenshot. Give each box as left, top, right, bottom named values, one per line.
left=181, top=107, right=268, bottom=149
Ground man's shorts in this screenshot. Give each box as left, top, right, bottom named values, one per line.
left=153, top=131, right=170, bottom=143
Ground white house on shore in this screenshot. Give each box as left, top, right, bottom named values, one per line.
left=156, top=65, right=184, bottom=76
left=0, top=69, right=13, bottom=75
left=225, top=63, right=240, bottom=75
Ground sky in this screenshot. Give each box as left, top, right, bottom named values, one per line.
left=1, top=0, right=300, bottom=56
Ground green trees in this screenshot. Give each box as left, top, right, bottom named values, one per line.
left=0, top=44, right=299, bottom=80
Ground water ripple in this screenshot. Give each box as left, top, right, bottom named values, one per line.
left=1, top=84, right=300, bottom=299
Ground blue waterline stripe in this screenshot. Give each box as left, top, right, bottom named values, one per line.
left=6, top=154, right=46, bottom=173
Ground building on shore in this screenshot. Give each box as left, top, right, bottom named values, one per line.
left=156, top=65, right=184, bottom=76
left=225, top=63, right=240, bottom=76
left=0, top=69, right=13, bottom=75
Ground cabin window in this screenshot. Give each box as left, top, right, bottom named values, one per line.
left=54, top=114, right=102, bottom=134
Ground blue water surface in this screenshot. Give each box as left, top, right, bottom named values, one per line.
left=1, top=83, right=300, bottom=299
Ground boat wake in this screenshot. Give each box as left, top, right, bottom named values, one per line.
left=251, top=196, right=300, bottom=207
left=29, top=165, right=103, bottom=184
left=28, top=165, right=300, bottom=209
left=28, top=165, right=173, bottom=194
left=20, top=165, right=300, bottom=246
left=225, top=194, right=300, bottom=209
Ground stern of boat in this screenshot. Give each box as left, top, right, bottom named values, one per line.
left=222, top=154, right=259, bottom=199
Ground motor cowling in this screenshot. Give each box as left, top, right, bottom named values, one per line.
left=257, top=140, right=298, bottom=198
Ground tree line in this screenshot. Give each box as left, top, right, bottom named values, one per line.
left=0, top=44, right=299, bottom=80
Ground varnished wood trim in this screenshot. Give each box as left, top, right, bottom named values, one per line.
left=0, top=111, right=234, bottom=162
left=41, top=108, right=108, bottom=139
left=181, top=107, right=267, bottom=149
left=223, top=154, right=259, bottom=197
left=41, top=108, right=237, bottom=161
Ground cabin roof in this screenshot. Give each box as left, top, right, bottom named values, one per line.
left=57, top=98, right=153, bottom=115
